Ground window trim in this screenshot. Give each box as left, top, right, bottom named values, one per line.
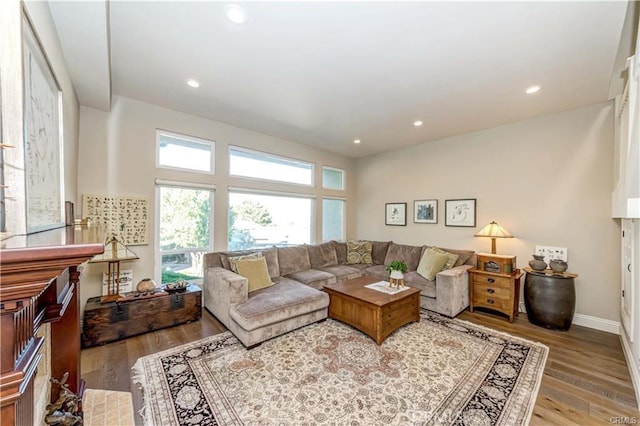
left=155, top=181, right=215, bottom=283
left=229, top=145, right=315, bottom=187
left=322, top=165, right=346, bottom=191
left=156, top=129, right=215, bottom=175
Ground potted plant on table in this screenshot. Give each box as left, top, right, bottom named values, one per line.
left=386, top=260, right=408, bottom=288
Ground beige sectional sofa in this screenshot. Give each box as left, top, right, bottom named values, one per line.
left=203, top=241, right=475, bottom=347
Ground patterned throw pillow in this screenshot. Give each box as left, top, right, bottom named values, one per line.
left=426, top=246, right=459, bottom=270
left=346, top=241, right=373, bottom=265
left=228, top=252, right=263, bottom=273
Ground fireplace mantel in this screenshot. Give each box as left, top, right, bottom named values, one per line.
left=0, top=226, right=103, bottom=426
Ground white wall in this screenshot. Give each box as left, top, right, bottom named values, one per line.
left=77, top=96, right=356, bottom=312
left=355, top=102, right=620, bottom=322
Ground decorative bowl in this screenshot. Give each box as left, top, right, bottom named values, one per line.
left=165, top=280, right=188, bottom=292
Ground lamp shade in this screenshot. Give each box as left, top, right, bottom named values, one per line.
left=474, top=221, right=513, bottom=239
left=474, top=221, right=513, bottom=254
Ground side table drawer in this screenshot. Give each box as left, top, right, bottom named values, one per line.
left=473, top=274, right=511, bottom=288
left=473, top=283, right=511, bottom=301
left=473, top=292, right=511, bottom=311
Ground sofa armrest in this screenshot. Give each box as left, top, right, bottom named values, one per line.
left=434, top=265, right=472, bottom=317
left=203, top=267, right=249, bottom=327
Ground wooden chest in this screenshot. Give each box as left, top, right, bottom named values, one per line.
left=476, top=253, right=516, bottom=274
left=82, top=284, right=202, bottom=347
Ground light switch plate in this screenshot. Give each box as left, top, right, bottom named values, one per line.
left=535, top=246, right=568, bottom=263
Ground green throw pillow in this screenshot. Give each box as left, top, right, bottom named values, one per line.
left=417, top=251, right=449, bottom=280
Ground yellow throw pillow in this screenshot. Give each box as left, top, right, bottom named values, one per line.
left=235, top=257, right=274, bottom=293
left=417, top=251, right=450, bottom=281
left=346, top=240, right=373, bottom=265
left=426, top=246, right=459, bottom=270
left=228, top=252, right=263, bottom=273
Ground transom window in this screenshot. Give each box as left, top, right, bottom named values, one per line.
left=229, top=146, right=313, bottom=186
left=322, top=166, right=345, bottom=190
left=156, top=130, right=214, bottom=173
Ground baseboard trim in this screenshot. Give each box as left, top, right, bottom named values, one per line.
left=517, top=306, right=620, bottom=335
left=573, top=313, right=620, bottom=335
left=620, top=333, right=640, bottom=409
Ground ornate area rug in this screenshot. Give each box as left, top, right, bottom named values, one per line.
left=132, top=312, right=547, bottom=425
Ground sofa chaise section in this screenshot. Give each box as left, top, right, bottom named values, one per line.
left=204, top=266, right=329, bottom=347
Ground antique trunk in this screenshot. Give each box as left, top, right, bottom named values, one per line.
left=82, top=284, right=202, bottom=347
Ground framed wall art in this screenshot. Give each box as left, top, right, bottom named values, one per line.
left=23, top=12, right=64, bottom=233
left=445, top=199, right=476, bottom=227
left=82, top=194, right=149, bottom=245
left=385, top=202, right=407, bottom=226
left=414, top=199, right=437, bottom=224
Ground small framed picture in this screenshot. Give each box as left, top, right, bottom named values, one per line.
left=445, top=199, right=476, bottom=227
left=414, top=200, right=438, bottom=224
left=385, top=203, right=407, bottom=226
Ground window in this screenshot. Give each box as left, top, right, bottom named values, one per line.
left=323, top=198, right=345, bottom=241
left=228, top=190, right=313, bottom=250
left=157, top=130, right=214, bottom=173
left=322, top=166, right=345, bottom=190
left=157, top=184, right=213, bottom=284
left=229, top=146, right=313, bottom=186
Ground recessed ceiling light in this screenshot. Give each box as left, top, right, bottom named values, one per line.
left=226, top=4, right=247, bottom=24
left=353, top=139, right=361, bottom=144
left=187, top=79, right=200, bottom=88
left=525, top=85, right=540, bottom=94
left=414, top=120, right=423, bottom=127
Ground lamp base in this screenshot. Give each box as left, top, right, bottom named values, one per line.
left=100, top=294, right=121, bottom=303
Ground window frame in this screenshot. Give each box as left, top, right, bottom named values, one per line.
left=322, top=196, right=346, bottom=242
left=228, top=187, right=316, bottom=249
left=156, top=129, right=215, bottom=174
left=155, top=180, right=215, bottom=284
left=229, top=145, right=315, bottom=187
left=322, top=166, right=346, bottom=191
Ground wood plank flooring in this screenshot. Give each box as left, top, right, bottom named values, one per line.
left=81, top=308, right=640, bottom=425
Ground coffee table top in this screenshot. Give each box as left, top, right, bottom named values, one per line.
left=324, top=276, right=420, bottom=307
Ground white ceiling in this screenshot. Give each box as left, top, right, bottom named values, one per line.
left=48, top=1, right=629, bottom=158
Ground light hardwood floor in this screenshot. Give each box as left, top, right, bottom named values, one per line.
left=81, top=308, right=640, bottom=425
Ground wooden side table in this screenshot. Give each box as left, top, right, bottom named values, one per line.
left=523, top=267, right=578, bottom=331
left=469, top=268, right=523, bottom=322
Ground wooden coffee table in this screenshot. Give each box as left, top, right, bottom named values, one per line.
left=324, top=276, right=420, bottom=345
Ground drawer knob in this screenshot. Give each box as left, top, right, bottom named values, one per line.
left=487, top=288, right=495, bottom=294
left=487, top=299, right=495, bottom=304
left=487, top=278, right=495, bottom=283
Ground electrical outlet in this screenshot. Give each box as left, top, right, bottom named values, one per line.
left=535, top=246, right=568, bottom=263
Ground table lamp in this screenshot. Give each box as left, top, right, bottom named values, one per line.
left=89, top=235, right=139, bottom=302
left=474, top=221, right=513, bottom=254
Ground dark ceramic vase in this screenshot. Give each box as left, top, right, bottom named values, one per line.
left=528, top=254, right=547, bottom=271
left=549, top=259, right=568, bottom=273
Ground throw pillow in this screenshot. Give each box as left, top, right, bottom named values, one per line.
left=346, top=240, right=373, bottom=265
left=228, top=252, right=263, bottom=273
left=425, top=246, right=459, bottom=270
left=417, top=251, right=449, bottom=281
left=235, top=257, right=274, bottom=293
